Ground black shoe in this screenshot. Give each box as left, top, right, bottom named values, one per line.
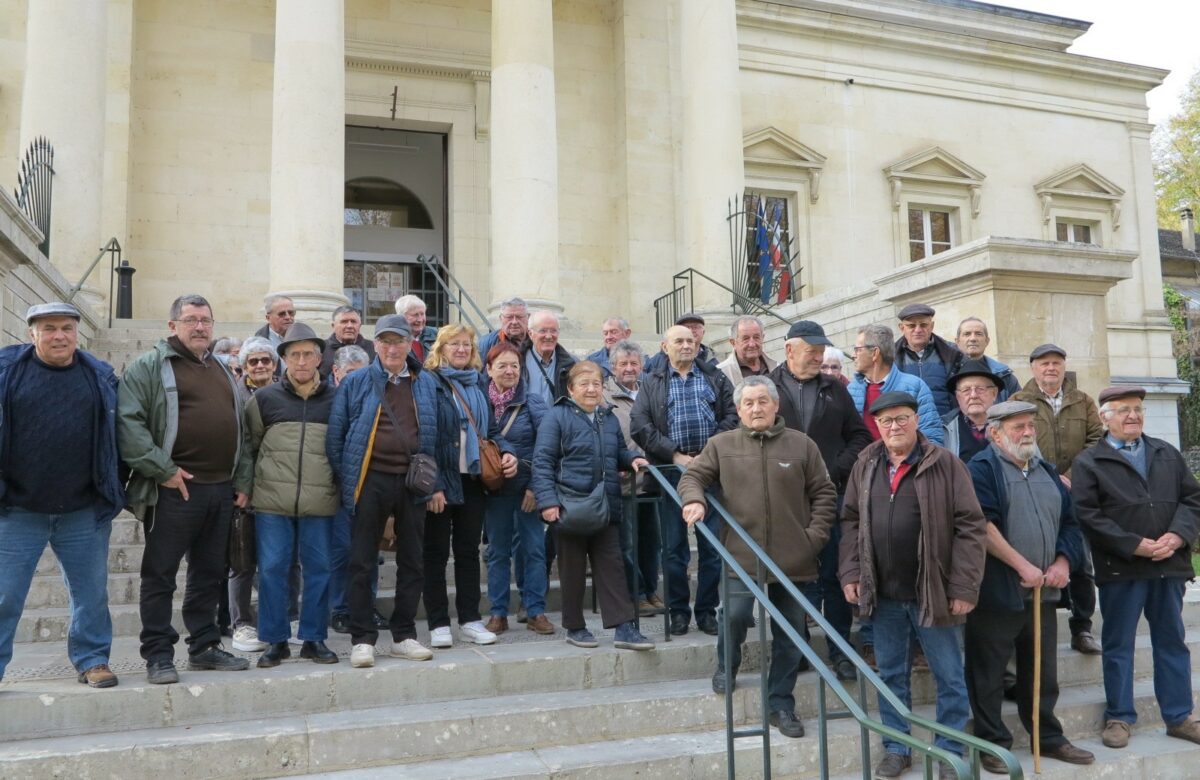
left=257, top=642, right=291, bottom=668
left=833, top=658, right=856, bottom=681
left=670, top=614, right=690, bottom=636
left=146, top=658, right=179, bottom=685
left=979, top=752, right=1008, bottom=775
left=330, top=612, right=351, bottom=634
left=769, top=709, right=805, bottom=738
left=188, top=643, right=250, bottom=672
left=373, top=609, right=390, bottom=630
left=300, top=640, right=339, bottom=664
left=712, top=667, right=738, bottom=694
left=696, top=613, right=719, bottom=636
left=875, top=752, right=912, bottom=778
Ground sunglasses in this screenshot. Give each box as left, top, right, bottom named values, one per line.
left=245, top=356, right=274, bottom=367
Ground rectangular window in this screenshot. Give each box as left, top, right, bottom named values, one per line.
left=742, top=193, right=799, bottom=304
left=1056, top=220, right=1094, bottom=244
left=908, top=208, right=953, bottom=262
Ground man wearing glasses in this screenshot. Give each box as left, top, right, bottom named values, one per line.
left=118, top=295, right=252, bottom=684
left=840, top=390, right=987, bottom=779
left=1072, top=386, right=1200, bottom=750
left=942, top=359, right=1004, bottom=462
left=847, top=323, right=943, bottom=444
left=253, top=294, right=295, bottom=378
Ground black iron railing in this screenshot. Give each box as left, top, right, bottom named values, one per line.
left=66, top=238, right=126, bottom=327
left=652, top=267, right=794, bottom=335
left=14, top=137, right=54, bottom=256
left=417, top=253, right=494, bottom=334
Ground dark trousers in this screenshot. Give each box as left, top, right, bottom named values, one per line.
left=558, top=523, right=636, bottom=630
left=620, top=497, right=661, bottom=601
left=424, top=477, right=485, bottom=628
left=1059, top=541, right=1096, bottom=635
left=660, top=469, right=721, bottom=621
left=801, top=505, right=853, bottom=662
left=351, top=470, right=425, bottom=645
left=718, top=576, right=809, bottom=712
left=139, top=482, right=233, bottom=661
left=965, top=603, right=1067, bottom=750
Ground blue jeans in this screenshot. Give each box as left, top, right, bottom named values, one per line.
left=255, top=513, right=332, bottom=644
left=0, top=507, right=112, bottom=680
left=717, top=576, right=808, bottom=712
left=328, top=506, right=376, bottom=616
left=620, top=497, right=660, bottom=600
left=660, top=469, right=721, bottom=621
left=1098, top=578, right=1193, bottom=726
left=485, top=493, right=547, bottom=617
left=872, top=598, right=969, bottom=756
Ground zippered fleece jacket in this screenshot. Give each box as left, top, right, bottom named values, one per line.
left=677, top=417, right=837, bottom=581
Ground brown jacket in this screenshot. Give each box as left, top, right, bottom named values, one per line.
left=678, top=417, right=836, bottom=581
left=839, top=435, right=987, bottom=627
left=1012, top=378, right=1103, bottom=479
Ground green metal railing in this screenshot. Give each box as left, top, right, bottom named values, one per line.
left=642, top=463, right=1022, bottom=780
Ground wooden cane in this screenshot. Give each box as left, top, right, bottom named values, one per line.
left=1033, top=584, right=1042, bottom=774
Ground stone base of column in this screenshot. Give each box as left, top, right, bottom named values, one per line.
left=273, top=288, right=349, bottom=323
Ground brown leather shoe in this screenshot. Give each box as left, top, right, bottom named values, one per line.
left=526, top=613, right=555, bottom=634
left=1167, top=717, right=1200, bottom=745
left=1041, top=742, right=1094, bottom=765
left=1102, top=719, right=1131, bottom=748
left=912, top=646, right=929, bottom=671
left=1070, top=631, right=1102, bottom=655
left=77, top=664, right=118, bottom=689
left=484, top=615, right=508, bottom=634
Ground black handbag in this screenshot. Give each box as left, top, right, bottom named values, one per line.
left=554, top=414, right=609, bottom=536
left=405, top=452, right=438, bottom=497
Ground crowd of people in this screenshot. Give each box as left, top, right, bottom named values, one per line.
left=0, top=291, right=1198, bottom=780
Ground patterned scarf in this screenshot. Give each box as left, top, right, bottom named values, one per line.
left=488, top=380, right=518, bottom=422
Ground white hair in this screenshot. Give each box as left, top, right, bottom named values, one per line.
left=728, top=315, right=764, bottom=340
left=394, top=294, right=426, bottom=315
left=263, top=294, right=292, bottom=315
left=733, top=375, right=780, bottom=405
left=240, top=336, right=275, bottom=361
left=823, top=347, right=847, bottom=364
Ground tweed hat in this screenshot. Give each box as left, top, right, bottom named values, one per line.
left=25, top=302, right=81, bottom=325
left=1029, top=343, right=1066, bottom=361
left=897, top=303, right=935, bottom=320
left=1097, top=385, right=1146, bottom=406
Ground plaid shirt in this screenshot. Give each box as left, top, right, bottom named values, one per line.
left=667, top=367, right=718, bottom=454
left=1042, top=386, right=1064, bottom=416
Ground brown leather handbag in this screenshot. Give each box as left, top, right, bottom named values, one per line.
left=448, top=383, right=506, bottom=492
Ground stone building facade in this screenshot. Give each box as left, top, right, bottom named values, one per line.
left=0, top=0, right=1187, bottom=440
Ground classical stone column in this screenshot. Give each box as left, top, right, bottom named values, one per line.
left=19, top=0, right=108, bottom=309
left=268, top=0, right=348, bottom=321
left=680, top=0, right=745, bottom=313
left=489, top=0, right=561, bottom=312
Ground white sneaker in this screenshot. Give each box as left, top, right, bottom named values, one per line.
left=391, top=638, right=433, bottom=661
left=231, top=626, right=267, bottom=652
left=429, top=626, right=453, bottom=648
left=288, top=620, right=303, bottom=646
left=350, top=644, right=375, bottom=668
left=459, top=620, right=497, bottom=645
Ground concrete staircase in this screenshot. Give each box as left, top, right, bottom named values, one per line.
left=5, top=511, right=1200, bottom=778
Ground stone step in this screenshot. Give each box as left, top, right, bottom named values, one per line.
left=35, top=541, right=145, bottom=576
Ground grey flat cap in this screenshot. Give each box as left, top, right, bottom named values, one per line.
left=26, top=302, right=82, bottom=325
left=986, top=400, right=1037, bottom=423
left=374, top=314, right=412, bottom=339
left=1029, top=343, right=1066, bottom=361
left=897, top=303, right=935, bottom=320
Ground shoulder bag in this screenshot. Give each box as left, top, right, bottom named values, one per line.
left=555, top=413, right=610, bottom=536
left=448, top=381, right=506, bottom=492
left=377, top=377, right=439, bottom=497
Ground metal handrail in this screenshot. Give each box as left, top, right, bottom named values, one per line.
left=642, top=463, right=1022, bottom=780
left=416, top=253, right=495, bottom=333
left=66, top=238, right=122, bottom=327
left=652, top=267, right=794, bottom=334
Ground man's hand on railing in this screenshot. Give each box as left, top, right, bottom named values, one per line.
left=949, top=598, right=975, bottom=616
left=681, top=501, right=706, bottom=527
left=542, top=506, right=560, bottom=523
left=631, top=457, right=648, bottom=472
left=842, top=583, right=859, bottom=605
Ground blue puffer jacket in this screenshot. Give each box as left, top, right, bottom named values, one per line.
left=429, top=371, right=515, bottom=505
left=531, top=398, right=634, bottom=525
left=486, top=378, right=548, bottom=496
left=326, top=354, right=438, bottom=511
left=0, top=344, right=125, bottom=523
left=847, top=364, right=944, bottom=445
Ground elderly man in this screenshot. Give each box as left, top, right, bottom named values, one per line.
left=479, top=296, right=531, bottom=358
left=602, top=340, right=662, bottom=616
left=632, top=325, right=737, bottom=635
left=943, top=359, right=1003, bottom=462
left=1072, top=386, right=1200, bottom=749
left=848, top=323, right=943, bottom=444
left=327, top=315, right=439, bottom=668
left=840, top=391, right=987, bottom=779
left=894, top=303, right=964, bottom=417
left=586, top=316, right=633, bottom=377
left=394, top=294, right=436, bottom=362
left=769, top=320, right=871, bottom=680
left=646, top=313, right=718, bottom=371
left=954, top=317, right=1019, bottom=401
left=0, top=303, right=124, bottom=689
left=1013, top=343, right=1104, bottom=655
left=523, top=310, right=576, bottom=406
left=319, top=305, right=375, bottom=377
left=119, top=294, right=252, bottom=684
left=679, top=376, right=837, bottom=739
left=717, top=315, right=777, bottom=386
left=965, top=401, right=1093, bottom=771
left=254, top=293, right=294, bottom=348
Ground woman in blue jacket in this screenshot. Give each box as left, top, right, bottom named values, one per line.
left=531, top=361, right=653, bottom=651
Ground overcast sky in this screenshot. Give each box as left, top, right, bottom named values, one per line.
left=992, top=0, right=1199, bottom=125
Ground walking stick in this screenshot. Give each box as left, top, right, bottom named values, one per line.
left=1033, top=584, right=1042, bottom=774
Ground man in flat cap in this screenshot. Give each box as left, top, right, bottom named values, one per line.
left=964, top=400, right=1093, bottom=771
left=893, top=303, right=964, bottom=417
left=840, top=391, right=987, bottom=779
left=0, top=303, right=124, bottom=689
left=1013, top=343, right=1104, bottom=655
left=1071, top=386, right=1200, bottom=749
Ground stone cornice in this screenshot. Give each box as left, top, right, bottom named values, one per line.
left=0, top=187, right=45, bottom=249
left=345, top=38, right=489, bottom=82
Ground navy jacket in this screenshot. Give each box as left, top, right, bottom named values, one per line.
left=326, top=354, right=438, bottom=511
left=531, top=398, right=635, bottom=525
left=967, top=445, right=1083, bottom=612
left=485, top=378, right=548, bottom=496
left=428, top=372, right=515, bottom=505
left=630, top=358, right=737, bottom=464
left=0, top=344, right=125, bottom=523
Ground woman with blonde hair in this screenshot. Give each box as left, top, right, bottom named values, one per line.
left=424, top=324, right=518, bottom=648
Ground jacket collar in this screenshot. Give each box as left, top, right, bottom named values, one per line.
left=603, top=374, right=637, bottom=401
left=742, top=416, right=786, bottom=440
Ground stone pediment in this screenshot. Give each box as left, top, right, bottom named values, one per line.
left=1034, top=163, right=1125, bottom=228
left=743, top=127, right=826, bottom=202
left=884, top=146, right=985, bottom=216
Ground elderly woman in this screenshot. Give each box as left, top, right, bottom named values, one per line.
left=481, top=341, right=552, bottom=635
left=394, top=294, right=436, bottom=362
left=531, top=361, right=654, bottom=651
left=425, top=324, right=518, bottom=647
left=821, top=346, right=850, bottom=387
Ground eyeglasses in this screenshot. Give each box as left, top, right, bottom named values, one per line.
left=1110, top=405, right=1145, bottom=417
left=176, top=317, right=215, bottom=327
left=820, top=364, right=841, bottom=370
left=286, top=351, right=319, bottom=362
left=956, top=385, right=997, bottom=397
left=245, top=356, right=274, bottom=367
left=273, top=309, right=296, bottom=318
left=875, top=413, right=915, bottom=429
left=852, top=345, right=877, bottom=354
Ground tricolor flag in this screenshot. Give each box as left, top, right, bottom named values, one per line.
left=770, top=202, right=790, bottom=304
left=756, top=201, right=771, bottom=304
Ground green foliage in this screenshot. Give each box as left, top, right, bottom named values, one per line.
left=1164, top=284, right=1200, bottom=446
left=1154, top=68, right=1200, bottom=229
